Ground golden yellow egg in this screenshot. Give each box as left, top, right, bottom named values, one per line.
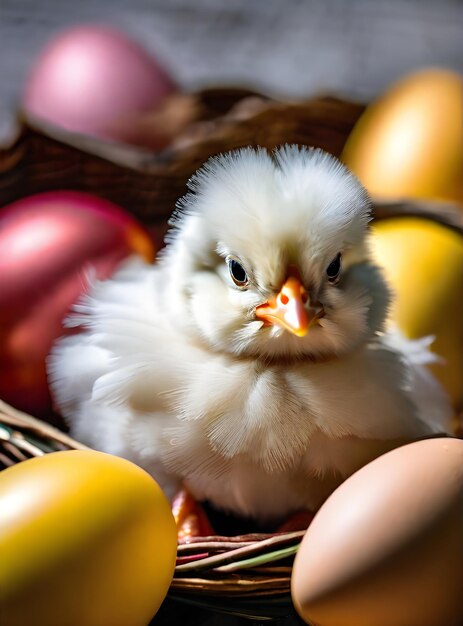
left=370, top=217, right=463, bottom=408
left=342, top=69, right=463, bottom=204
left=0, top=450, right=177, bottom=626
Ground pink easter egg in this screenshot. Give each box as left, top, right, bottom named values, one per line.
left=0, top=191, right=155, bottom=417
left=22, top=25, right=176, bottom=141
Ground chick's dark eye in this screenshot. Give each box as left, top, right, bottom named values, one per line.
left=229, top=259, right=248, bottom=286
left=326, top=253, right=342, bottom=283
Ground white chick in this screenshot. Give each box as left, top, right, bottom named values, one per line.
left=48, top=146, right=451, bottom=525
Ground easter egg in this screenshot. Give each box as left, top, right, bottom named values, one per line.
left=342, top=69, right=463, bottom=204
left=291, top=438, right=463, bottom=626
left=0, top=450, right=177, bottom=626
left=370, top=217, right=463, bottom=408
left=22, top=25, right=176, bottom=143
left=0, top=191, right=154, bottom=416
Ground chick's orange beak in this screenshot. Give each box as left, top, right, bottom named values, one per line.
left=256, top=276, right=311, bottom=337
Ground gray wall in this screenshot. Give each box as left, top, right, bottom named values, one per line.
left=2, top=0, right=463, bottom=139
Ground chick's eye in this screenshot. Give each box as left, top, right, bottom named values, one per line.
left=228, top=259, right=248, bottom=287
left=326, top=253, right=342, bottom=283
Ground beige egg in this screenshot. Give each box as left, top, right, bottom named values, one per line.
left=291, top=438, right=463, bottom=626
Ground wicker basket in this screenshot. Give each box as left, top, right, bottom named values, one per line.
left=1, top=89, right=462, bottom=623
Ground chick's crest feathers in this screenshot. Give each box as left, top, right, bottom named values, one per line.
left=168, top=145, right=371, bottom=263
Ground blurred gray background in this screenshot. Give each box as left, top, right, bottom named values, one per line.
left=1, top=0, right=463, bottom=140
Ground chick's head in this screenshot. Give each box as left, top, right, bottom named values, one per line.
left=163, top=145, right=390, bottom=361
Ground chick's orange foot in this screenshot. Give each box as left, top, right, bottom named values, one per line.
left=172, top=488, right=215, bottom=542
left=276, top=510, right=315, bottom=533
left=175, top=489, right=315, bottom=536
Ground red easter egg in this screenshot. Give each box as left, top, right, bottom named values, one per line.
left=22, top=25, right=176, bottom=142
left=0, top=191, right=155, bottom=417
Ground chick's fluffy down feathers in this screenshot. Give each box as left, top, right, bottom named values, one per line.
left=49, top=146, right=451, bottom=523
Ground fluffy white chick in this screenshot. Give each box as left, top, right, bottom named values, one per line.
left=48, top=145, right=451, bottom=525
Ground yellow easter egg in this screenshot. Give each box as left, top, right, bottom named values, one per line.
left=0, top=450, right=177, bottom=626
left=371, top=217, right=463, bottom=407
left=342, top=69, right=463, bottom=204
